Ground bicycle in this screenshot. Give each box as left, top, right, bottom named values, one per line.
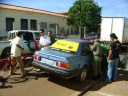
left=0, top=53, right=34, bottom=80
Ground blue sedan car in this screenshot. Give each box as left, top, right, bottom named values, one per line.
left=32, top=39, right=93, bottom=82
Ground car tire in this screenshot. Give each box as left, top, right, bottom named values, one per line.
left=76, top=67, right=87, bottom=82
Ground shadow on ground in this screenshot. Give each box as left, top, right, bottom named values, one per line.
left=1, top=68, right=97, bottom=93
left=0, top=69, right=48, bottom=88
left=86, top=68, right=128, bottom=92
left=0, top=78, right=13, bottom=89
left=46, top=68, right=97, bottom=92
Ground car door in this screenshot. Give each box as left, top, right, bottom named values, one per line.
left=34, top=32, right=40, bottom=43
left=80, top=44, right=93, bottom=67
left=22, top=32, right=39, bottom=53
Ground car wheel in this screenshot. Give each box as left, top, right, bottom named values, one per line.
left=77, top=67, right=87, bottom=82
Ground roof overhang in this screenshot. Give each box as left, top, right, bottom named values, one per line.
left=0, top=3, right=68, bottom=18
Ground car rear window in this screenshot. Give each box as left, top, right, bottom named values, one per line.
left=9, top=32, right=16, bottom=39
left=34, top=33, right=40, bottom=40
left=51, top=40, right=79, bottom=53
left=22, top=32, right=34, bottom=40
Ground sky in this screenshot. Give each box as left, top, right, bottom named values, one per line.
left=0, top=0, right=128, bottom=18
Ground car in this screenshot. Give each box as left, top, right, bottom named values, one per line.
left=0, top=30, right=40, bottom=58
left=81, top=33, right=100, bottom=41
left=32, top=39, right=93, bottom=82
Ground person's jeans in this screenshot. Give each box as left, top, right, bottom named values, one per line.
left=106, top=58, right=119, bottom=82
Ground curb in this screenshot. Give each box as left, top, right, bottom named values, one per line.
left=70, top=79, right=101, bottom=96
left=78, top=80, right=101, bottom=96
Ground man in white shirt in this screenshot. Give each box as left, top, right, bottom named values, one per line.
left=11, top=32, right=26, bottom=78
left=37, top=29, right=51, bottom=72
left=39, top=29, right=51, bottom=50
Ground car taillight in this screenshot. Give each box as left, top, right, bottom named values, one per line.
left=56, top=61, right=71, bottom=69
left=34, top=55, right=41, bottom=61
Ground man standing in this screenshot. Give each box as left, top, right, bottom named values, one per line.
left=48, top=31, right=55, bottom=45
left=37, top=29, right=51, bottom=72
left=91, top=39, right=103, bottom=80
left=11, top=32, right=26, bottom=78
left=39, top=29, right=51, bottom=50
left=105, top=33, right=121, bottom=82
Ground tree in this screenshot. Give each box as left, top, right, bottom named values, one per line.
left=68, top=0, right=102, bottom=33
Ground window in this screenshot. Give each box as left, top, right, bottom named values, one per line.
left=21, top=19, right=28, bottom=30
left=9, top=33, right=16, bottom=39
left=34, top=33, right=40, bottom=40
left=30, top=19, right=37, bottom=30
left=9, top=33, right=12, bottom=39
left=81, top=45, right=90, bottom=56
left=6, top=18, right=14, bottom=31
left=40, top=22, right=47, bottom=29
left=12, top=33, right=15, bottom=39
left=22, top=32, right=33, bottom=40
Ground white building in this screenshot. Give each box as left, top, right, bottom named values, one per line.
left=0, top=4, right=79, bottom=40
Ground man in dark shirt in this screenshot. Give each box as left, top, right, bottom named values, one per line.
left=48, top=31, right=56, bottom=45
left=105, top=33, right=121, bottom=83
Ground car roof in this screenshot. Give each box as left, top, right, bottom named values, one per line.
left=9, top=30, right=40, bottom=33
left=62, top=39, right=93, bottom=44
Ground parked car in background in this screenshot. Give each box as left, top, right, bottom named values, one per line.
left=0, top=30, right=40, bottom=58
left=81, top=33, right=100, bottom=41
left=32, top=39, right=93, bottom=82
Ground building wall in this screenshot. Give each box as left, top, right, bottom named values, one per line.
left=0, top=8, right=77, bottom=39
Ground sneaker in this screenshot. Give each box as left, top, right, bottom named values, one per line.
left=104, top=78, right=111, bottom=83
left=104, top=80, right=111, bottom=83
left=112, top=79, right=117, bottom=82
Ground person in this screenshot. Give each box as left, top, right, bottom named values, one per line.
left=37, top=29, right=51, bottom=72
left=10, top=32, right=26, bottom=78
left=48, top=31, right=55, bottom=45
left=105, top=33, right=121, bottom=83
left=91, top=39, right=103, bottom=80
left=39, top=29, right=51, bottom=50
left=100, top=42, right=109, bottom=78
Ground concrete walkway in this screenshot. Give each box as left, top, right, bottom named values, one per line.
left=83, top=69, right=128, bottom=96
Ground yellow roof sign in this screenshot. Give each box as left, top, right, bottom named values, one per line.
left=51, top=40, right=79, bottom=52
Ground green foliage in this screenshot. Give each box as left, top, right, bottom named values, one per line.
left=68, top=0, right=102, bottom=32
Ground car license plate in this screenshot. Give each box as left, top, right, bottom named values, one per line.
left=41, top=58, right=53, bottom=65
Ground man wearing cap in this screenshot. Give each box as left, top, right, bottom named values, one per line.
left=91, top=39, right=103, bottom=80
left=39, top=29, right=51, bottom=50
left=105, top=33, right=121, bottom=82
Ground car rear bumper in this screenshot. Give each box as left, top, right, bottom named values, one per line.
left=32, top=60, right=80, bottom=79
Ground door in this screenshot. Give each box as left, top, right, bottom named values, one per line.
left=22, top=32, right=35, bottom=53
